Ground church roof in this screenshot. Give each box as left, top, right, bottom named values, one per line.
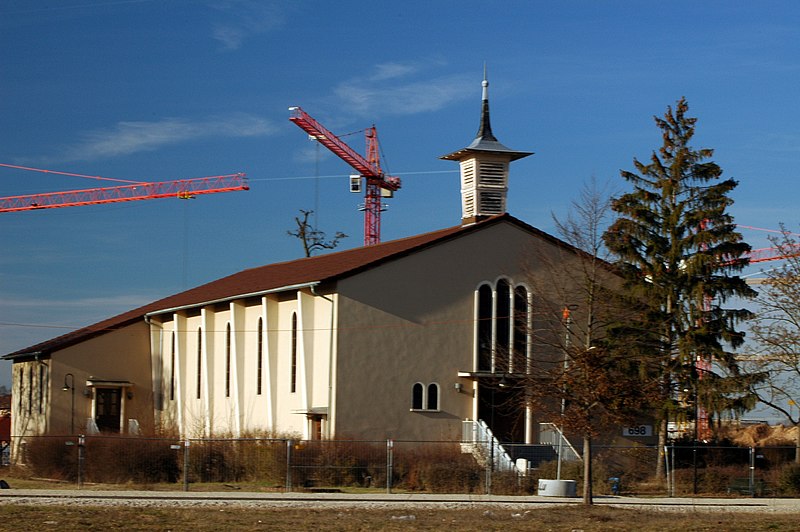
left=4, top=214, right=571, bottom=360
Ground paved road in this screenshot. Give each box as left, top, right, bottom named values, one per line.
left=2, top=490, right=800, bottom=513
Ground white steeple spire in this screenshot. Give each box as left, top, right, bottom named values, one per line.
left=440, top=71, right=533, bottom=224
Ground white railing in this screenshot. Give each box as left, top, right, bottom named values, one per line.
left=538, top=422, right=581, bottom=462
left=461, top=420, right=519, bottom=473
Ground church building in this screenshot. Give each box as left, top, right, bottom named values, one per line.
left=5, top=77, right=592, bottom=456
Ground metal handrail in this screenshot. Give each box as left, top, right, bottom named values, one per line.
left=538, top=422, right=581, bottom=462
left=461, top=420, right=519, bottom=473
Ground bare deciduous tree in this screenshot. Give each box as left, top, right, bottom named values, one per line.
left=747, top=225, right=800, bottom=462
left=518, top=178, right=659, bottom=505
left=288, top=209, right=347, bottom=257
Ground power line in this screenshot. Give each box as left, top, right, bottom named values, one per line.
left=248, top=169, right=457, bottom=183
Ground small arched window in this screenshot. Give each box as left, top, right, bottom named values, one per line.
left=411, top=383, right=424, bottom=410
left=426, top=383, right=440, bottom=411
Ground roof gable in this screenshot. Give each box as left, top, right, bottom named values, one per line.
left=4, top=214, right=581, bottom=360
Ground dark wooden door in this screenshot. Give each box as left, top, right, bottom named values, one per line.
left=95, top=388, right=121, bottom=432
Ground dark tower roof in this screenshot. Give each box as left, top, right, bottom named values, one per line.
left=440, top=74, right=533, bottom=162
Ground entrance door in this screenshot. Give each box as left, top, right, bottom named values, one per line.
left=95, top=388, right=121, bottom=432
left=477, top=383, right=524, bottom=443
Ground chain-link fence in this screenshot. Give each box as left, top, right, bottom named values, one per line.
left=6, top=435, right=800, bottom=496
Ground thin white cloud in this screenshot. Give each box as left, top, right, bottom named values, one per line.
left=369, top=62, right=420, bottom=82
left=334, top=70, right=473, bottom=118
left=208, top=0, right=287, bottom=51
left=57, top=113, right=275, bottom=162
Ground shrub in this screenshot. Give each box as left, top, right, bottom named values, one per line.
left=22, top=436, right=77, bottom=481
left=82, top=436, right=179, bottom=484
left=776, top=463, right=800, bottom=496
left=393, top=443, right=484, bottom=493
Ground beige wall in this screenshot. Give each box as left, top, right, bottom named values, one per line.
left=12, top=321, right=154, bottom=440
left=332, top=222, right=567, bottom=440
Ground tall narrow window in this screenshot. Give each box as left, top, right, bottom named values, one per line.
left=38, top=365, right=44, bottom=415
left=426, top=383, right=440, bottom=410
left=18, top=368, right=22, bottom=412
left=27, top=367, right=33, bottom=415
left=257, top=317, right=263, bottom=395
left=411, top=383, right=424, bottom=410
left=290, top=312, right=297, bottom=393
left=170, top=332, right=175, bottom=401
left=513, top=285, right=530, bottom=373
left=225, top=323, right=231, bottom=398
left=196, top=327, right=202, bottom=399
left=477, top=284, right=493, bottom=371
left=475, top=280, right=532, bottom=375
left=496, top=279, right=511, bottom=370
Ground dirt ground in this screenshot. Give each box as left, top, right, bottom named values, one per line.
left=1, top=503, right=800, bottom=531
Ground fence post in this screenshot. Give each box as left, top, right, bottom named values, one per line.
left=386, top=439, right=393, bottom=494
left=77, top=435, right=85, bottom=488
left=183, top=440, right=190, bottom=492
left=749, top=446, right=755, bottom=496
left=485, top=440, right=493, bottom=495
left=285, top=439, right=293, bottom=492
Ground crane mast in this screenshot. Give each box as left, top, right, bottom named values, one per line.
left=0, top=172, right=248, bottom=213
left=289, top=106, right=400, bottom=246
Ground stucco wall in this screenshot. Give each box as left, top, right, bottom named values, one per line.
left=13, top=321, right=155, bottom=437
left=155, top=291, right=335, bottom=439
left=332, top=221, right=572, bottom=440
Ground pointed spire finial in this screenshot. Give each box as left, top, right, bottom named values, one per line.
left=476, top=64, right=496, bottom=142
left=482, top=63, right=489, bottom=101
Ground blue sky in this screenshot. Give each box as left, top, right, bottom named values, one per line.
left=1, top=1, right=800, bottom=390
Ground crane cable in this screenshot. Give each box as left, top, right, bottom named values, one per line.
left=0, top=162, right=146, bottom=184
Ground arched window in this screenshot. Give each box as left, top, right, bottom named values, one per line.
left=411, top=383, right=424, bottom=410
left=18, top=368, right=22, bottom=412
left=196, top=327, right=202, bottom=399
left=496, top=278, right=512, bottom=370
left=38, top=365, right=45, bottom=415
left=475, top=279, right=532, bottom=374
left=426, top=383, right=440, bottom=411
left=477, top=284, right=493, bottom=371
left=257, top=317, right=263, bottom=395
left=27, top=367, right=33, bottom=415
left=225, top=323, right=232, bottom=398
left=169, top=332, right=175, bottom=401
left=290, top=312, right=298, bottom=393
left=513, top=285, right=530, bottom=373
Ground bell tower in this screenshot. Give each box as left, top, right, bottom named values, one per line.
left=441, top=71, right=532, bottom=225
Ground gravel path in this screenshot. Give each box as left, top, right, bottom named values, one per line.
left=2, top=490, right=800, bottom=513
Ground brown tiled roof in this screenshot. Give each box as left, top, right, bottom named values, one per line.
left=7, top=214, right=553, bottom=360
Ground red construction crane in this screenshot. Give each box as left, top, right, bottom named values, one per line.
left=0, top=163, right=248, bottom=213
left=289, top=106, right=401, bottom=246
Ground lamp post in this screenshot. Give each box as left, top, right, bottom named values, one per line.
left=62, top=373, right=75, bottom=435
left=557, top=305, right=577, bottom=480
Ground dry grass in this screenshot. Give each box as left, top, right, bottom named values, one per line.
left=0, top=504, right=799, bottom=531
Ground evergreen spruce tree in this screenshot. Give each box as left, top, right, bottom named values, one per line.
left=603, top=98, right=758, bottom=479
